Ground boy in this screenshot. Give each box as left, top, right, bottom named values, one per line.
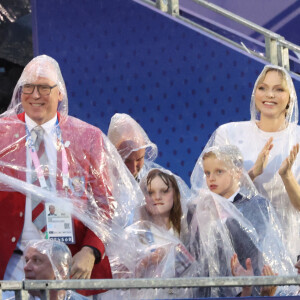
left=201, top=145, right=270, bottom=238
left=188, top=145, right=278, bottom=297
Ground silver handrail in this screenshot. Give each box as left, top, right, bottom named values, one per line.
left=1, top=276, right=300, bottom=300
left=22, top=275, right=300, bottom=289
left=190, top=0, right=300, bottom=71
left=140, top=0, right=300, bottom=72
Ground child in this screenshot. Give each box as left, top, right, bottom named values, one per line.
left=191, top=144, right=271, bottom=242
left=202, top=147, right=242, bottom=200
left=188, top=145, right=294, bottom=297
left=103, top=168, right=195, bottom=299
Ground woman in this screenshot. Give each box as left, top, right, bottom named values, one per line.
left=208, top=65, right=300, bottom=258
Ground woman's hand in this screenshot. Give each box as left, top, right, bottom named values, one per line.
left=279, top=144, right=299, bottom=178
left=231, top=253, right=254, bottom=277
left=260, top=265, right=278, bottom=296
left=248, top=137, right=273, bottom=181
left=231, top=253, right=254, bottom=297
left=278, top=144, right=300, bottom=210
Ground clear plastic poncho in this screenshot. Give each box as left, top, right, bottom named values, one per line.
left=206, top=65, right=300, bottom=259
left=0, top=55, right=144, bottom=276
left=104, top=168, right=196, bottom=299
left=250, top=65, right=298, bottom=124
left=24, top=239, right=72, bottom=280
left=188, top=144, right=295, bottom=297
left=23, top=239, right=89, bottom=300
left=107, top=113, right=158, bottom=181
left=138, top=167, right=191, bottom=244
left=5, top=55, right=68, bottom=119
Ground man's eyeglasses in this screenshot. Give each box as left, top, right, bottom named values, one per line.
left=22, top=84, right=57, bottom=96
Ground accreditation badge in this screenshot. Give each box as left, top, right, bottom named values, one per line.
left=69, top=176, right=85, bottom=197
left=45, top=202, right=75, bottom=244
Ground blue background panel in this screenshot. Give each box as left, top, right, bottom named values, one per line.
left=31, top=0, right=300, bottom=185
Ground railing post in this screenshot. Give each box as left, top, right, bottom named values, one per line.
left=168, top=0, right=179, bottom=16
left=156, top=0, right=168, bottom=12
left=278, top=37, right=290, bottom=70
left=265, top=36, right=278, bottom=65
left=156, top=0, right=179, bottom=16
left=15, top=290, right=29, bottom=300
left=40, top=289, right=50, bottom=300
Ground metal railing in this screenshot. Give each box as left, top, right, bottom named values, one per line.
left=135, top=0, right=300, bottom=73
left=2, top=276, right=300, bottom=300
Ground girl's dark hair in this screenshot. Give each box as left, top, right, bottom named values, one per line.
left=147, top=169, right=182, bottom=235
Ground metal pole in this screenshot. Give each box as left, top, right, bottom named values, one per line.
left=23, top=276, right=300, bottom=290
left=15, top=290, right=29, bottom=300
left=278, top=38, right=290, bottom=70
left=156, top=0, right=168, bottom=12
left=168, top=0, right=179, bottom=16
left=265, top=36, right=278, bottom=65
left=156, top=0, right=179, bottom=15
left=40, top=289, right=50, bottom=300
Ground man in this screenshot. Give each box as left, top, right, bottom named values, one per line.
left=48, top=205, right=56, bottom=216
left=24, top=239, right=88, bottom=300
left=107, top=113, right=158, bottom=181
left=0, top=55, right=116, bottom=296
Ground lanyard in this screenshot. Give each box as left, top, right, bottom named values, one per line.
left=25, top=119, right=69, bottom=191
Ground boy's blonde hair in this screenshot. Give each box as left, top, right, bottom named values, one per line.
left=202, top=145, right=244, bottom=172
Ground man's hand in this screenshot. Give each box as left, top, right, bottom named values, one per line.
left=231, top=253, right=254, bottom=297
left=260, top=265, right=278, bottom=297
left=70, top=246, right=96, bottom=279
left=248, top=137, right=273, bottom=181
left=279, top=144, right=299, bottom=178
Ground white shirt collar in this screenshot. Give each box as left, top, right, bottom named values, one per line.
left=227, top=189, right=240, bottom=203
left=25, top=113, right=57, bottom=135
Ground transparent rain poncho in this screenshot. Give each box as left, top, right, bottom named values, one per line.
left=188, top=145, right=295, bottom=297
left=0, top=55, right=144, bottom=282
left=4, top=55, right=68, bottom=119
left=23, top=239, right=89, bottom=300
left=104, top=168, right=196, bottom=299
left=206, top=65, right=300, bottom=259
left=250, top=65, right=298, bottom=124
left=107, top=113, right=158, bottom=181
left=24, top=239, right=72, bottom=280
left=103, top=221, right=198, bottom=300
left=138, top=167, right=191, bottom=244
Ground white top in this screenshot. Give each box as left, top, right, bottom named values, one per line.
left=213, top=120, right=300, bottom=258
left=10, top=114, right=58, bottom=253
left=21, top=114, right=58, bottom=249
